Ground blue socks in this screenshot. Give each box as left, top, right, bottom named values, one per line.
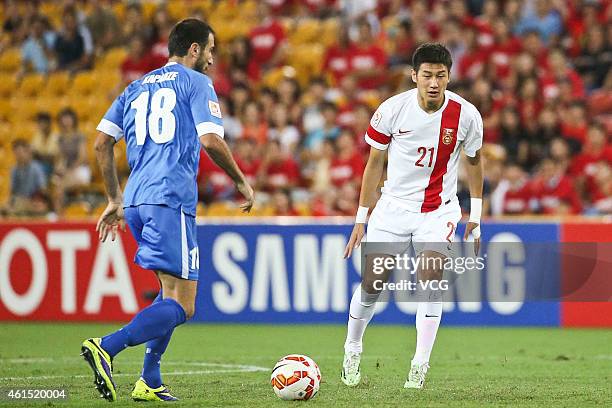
left=101, top=296, right=186, bottom=359
left=141, top=291, right=174, bottom=388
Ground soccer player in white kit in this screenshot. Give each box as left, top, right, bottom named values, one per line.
left=341, top=43, right=484, bottom=389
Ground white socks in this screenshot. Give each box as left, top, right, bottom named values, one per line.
left=344, top=285, right=379, bottom=354
left=344, top=284, right=443, bottom=365
left=412, top=288, right=443, bottom=365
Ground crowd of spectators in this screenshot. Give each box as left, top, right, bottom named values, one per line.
left=1, top=0, right=611, bottom=218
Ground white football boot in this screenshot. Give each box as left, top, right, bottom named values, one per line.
left=404, top=361, right=429, bottom=389
left=340, top=351, right=361, bottom=387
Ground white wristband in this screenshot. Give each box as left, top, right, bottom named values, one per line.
left=356, top=206, right=369, bottom=224
left=469, top=198, right=482, bottom=224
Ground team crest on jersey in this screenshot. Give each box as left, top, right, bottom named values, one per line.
left=208, top=101, right=222, bottom=118
left=372, top=110, right=382, bottom=127
left=442, top=128, right=454, bottom=145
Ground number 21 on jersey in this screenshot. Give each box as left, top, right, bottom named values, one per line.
left=131, top=88, right=177, bottom=145
left=415, top=147, right=435, bottom=167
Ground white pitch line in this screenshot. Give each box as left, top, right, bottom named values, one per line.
left=0, top=366, right=268, bottom=381
left=0, top=358, right=266, bottom=368
left=0, top=361, right=268, bottom=381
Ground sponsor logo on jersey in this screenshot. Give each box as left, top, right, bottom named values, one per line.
left=209, top=101, right=222, bottom=118
left=442, top=128, right=454, bottom=145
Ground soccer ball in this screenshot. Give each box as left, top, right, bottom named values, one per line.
left=270, top=354, right=321, bottom=401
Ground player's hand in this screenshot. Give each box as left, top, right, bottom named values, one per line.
left=464, top=222, right=481, bottom=256
left=236, top=181, right=255, bottom=213
left=96, top=201, right=125, bottom=242
left=344, top=223, right=365, bottom=259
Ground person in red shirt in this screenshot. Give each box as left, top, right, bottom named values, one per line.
left=120, top=35, right=156, bottom=85
left=584, top=161, right=612, bottom=214
left=560, top=101, right=589, bottom=148
left=457, top=26, right=489, bottom=80
left=270, top=189, right=300, bottom=216
left=531, top=158, right=583, bottom=215
left=322, top=25, right=352, bottom=86
left=488, top=18, right=522, bottom=79
left=541, top=48, right=585, bottom=101
left=569, top=123, right=612, bottom=178
left=329, top=130, right=364, bottom=188
left=234, top=138, right=261, bottom=188
left=257, top=140, right=300, bottom=192
left=347, top=19, right=387, bottom=90
left=520, top=30, right=549, bottom=70
left=240, top=101, right=269, bottom=146
left=247, top=2, right=287, bottom=81
left=495, top=163, right=533, bottom=215
left=149, top=7, right=173, bottom=67
left=473, top=0, right=498, bottom=48
left=197, top=150, right=234, bottom=204
left=517, top=77, right=543, bottom=131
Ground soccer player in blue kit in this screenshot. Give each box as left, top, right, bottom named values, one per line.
left=80, top=19, right=254, bottom=402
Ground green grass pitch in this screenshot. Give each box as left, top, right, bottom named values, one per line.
left=0, top=323, right=610, bottom=407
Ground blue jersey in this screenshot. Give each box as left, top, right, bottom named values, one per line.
left=97, top=62, right=224, bottom=216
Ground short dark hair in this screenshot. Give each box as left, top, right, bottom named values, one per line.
left=36, top=112, right=51, bottom=122
left=168, top=18, right=214, bottom=57
left=12, top=138, right=29, bottom=150
left=58, top=107, right=78, bottom=126
left=412, top=43, right=453, bottom=73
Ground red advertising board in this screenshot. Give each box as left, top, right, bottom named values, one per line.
left=560, top=222, right=612, bottom=328
left=0, top=223, right=158, bottom=321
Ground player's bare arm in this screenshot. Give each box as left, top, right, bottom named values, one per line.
left=463, top=149, right=484, bottom=255
left=343, top=146, right=386, bottom=259
left=200, top=133, right=255, bottom=212
left=94, top=131, right=125, bottom=242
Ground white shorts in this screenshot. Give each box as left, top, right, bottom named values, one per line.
left=366, top=194, right=462, bottom=257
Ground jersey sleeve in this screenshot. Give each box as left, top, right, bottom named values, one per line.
left=190, top=75, right=224, bottom=139
left=463, top=106, right=483, bottom=157
left=364, top=100, right=393, bottom=150
left=96, top=90, right=126, bottom=141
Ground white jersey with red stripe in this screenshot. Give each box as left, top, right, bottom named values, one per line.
left=365, top=88, right=483, bottom=213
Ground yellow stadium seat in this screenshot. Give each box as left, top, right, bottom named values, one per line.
left=111, top=3, right=126, bottom=20
left=204, top=201, right=239, bottom=217
left=71, top=71, right=98, bottom=96
left=63, top=202, right=92, bottom=219
left=287, top=44, right=324, bottom=86
left=39, top=2, right=60, bottom=19
left=280, top=17, right=294, bottom=34
left=321, top=18, right=340, bottom=46
left=262, top=66, right=296, bottom=89
left=68, top=95, right=98, bottom=123
left=36, top=95, right=69, bottom=118
left=296, top=202, right=312, bottom=216
left=99, top=47, right=128, bottom=70
left=18, top=73, right=46, bottom=97
left=290, top=19, right=322, bottom=46
left=42, top=71, right=71, bottom=96
left=0, top=99, right=11, bottom=122
left=94, top=69, right=121, bottom=94
left=0, top=74, right=17, bottom=97
left=0, top=48, right=21, bottom=72
left=10, top=96, right=39, bottom=123
left=11, top=122, right=37, bottom=142
left=196, top=202, right=206, bottom=217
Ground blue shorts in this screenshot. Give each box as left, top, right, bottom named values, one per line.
left=124, top=205, right=199, bottom=280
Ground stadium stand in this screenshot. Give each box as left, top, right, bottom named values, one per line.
left=0, top=0, right=610, bottom=219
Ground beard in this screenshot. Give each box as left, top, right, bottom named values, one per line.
left=194, top=54, right=207, bottom=73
